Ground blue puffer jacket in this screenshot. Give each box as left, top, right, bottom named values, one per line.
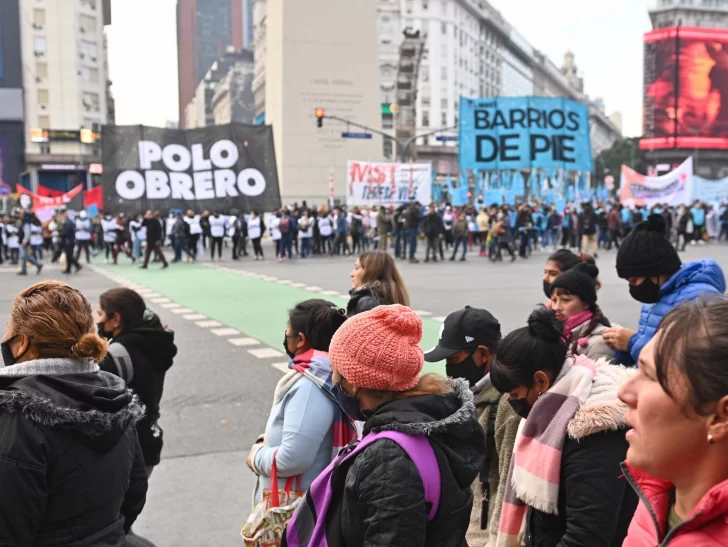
left=616, top=259, right=726, bottom=365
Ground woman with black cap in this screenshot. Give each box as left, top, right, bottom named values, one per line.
left=603, top=214, right=726, bottom=366
left=550, top=262, right=614, bottom=361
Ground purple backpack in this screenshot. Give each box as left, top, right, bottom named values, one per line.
left=283, top=431, right=441, bottom=547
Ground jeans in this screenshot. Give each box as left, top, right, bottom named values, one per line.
left=31, top=245, right=43, bottom=261
left=408, top=228, right=418, bottom=259
left=280, top=232, right=293, bottom=258
left=132, top=238, right=142, bottom=260
left=301, top=237, right=312, bottom=257
left=395, top=230, right=406, bottom=258
left=20, top=245, right=42, bottom=273
left=451, top=236, right=467, bottom=259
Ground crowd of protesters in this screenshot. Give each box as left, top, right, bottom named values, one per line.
left=1, top=198, right=727, bottom=273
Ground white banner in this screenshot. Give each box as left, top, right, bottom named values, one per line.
left=346, top=160, right=432, bottom=206
left=620, top=157, right=693, bottom=208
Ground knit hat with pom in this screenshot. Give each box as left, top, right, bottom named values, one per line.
left=616, top=214, right=681, bottom=279
left=330, top=304, right=423, bottom=392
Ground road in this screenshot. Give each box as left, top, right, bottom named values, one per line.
left=0, top=241, right=726, bottom=546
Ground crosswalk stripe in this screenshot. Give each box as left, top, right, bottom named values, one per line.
left=248, top=348, right=285, bottom=359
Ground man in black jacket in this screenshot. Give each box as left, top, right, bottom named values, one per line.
left=140, top=210, right=168, bottom=269
left=61, top=213, right=82, bottom=274
left=420, top=203, right=444, bottom=262
left=405, top=202, right=422, bottom=263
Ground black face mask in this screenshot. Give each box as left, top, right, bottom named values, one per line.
left=1, top=336, right=21, bottom=367
left=97, top=322, right=115, bottom=340
left=508, top=387, right=533, bottom=419
left=332, top=382, right=371, bottom=422
left=543, top=280, right=552, bottom=299
left=446, top=351, right=485, bottom=388
left=629, top=278, right=661, bottom=304
left=283, top=333, right=296, bottom=360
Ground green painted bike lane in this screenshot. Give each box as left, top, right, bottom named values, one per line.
left=97, top=263, right=446, bottom=375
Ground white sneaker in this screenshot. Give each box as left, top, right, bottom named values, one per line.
left=104, top=259, right=109, bottom=264
left=691, top=240, right=696, bottom=246
left=699, top=239, right=706, bottom=245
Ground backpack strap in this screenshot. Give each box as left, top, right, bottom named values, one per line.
left=107, top=342, right=134, bottom=383
left=344, top=431, right=441, bottom=521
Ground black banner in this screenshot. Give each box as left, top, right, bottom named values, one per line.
left=102, top=124, right=281, bottom=214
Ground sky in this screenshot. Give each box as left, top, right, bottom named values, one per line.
left=108, top=0, right=654, bottom=136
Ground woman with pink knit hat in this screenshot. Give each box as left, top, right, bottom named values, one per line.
left=319, top=304, right=485, bottom=546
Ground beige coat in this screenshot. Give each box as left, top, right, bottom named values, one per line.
left=467, top=381, right=521, bottom=547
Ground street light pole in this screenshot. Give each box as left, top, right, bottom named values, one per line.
left=399, top=125, right=458, bottom=162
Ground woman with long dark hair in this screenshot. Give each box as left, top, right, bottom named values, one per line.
left=347, top=249, right=410, bottom=316
left=491, top=307, right=637, bottom=547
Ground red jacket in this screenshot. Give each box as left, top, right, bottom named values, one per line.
left=622, top=463, right=728, bottom=546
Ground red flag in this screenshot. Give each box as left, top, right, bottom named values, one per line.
left=84, top=186, right=103, bottom=210
left=36, top=185, right=64, bottom=198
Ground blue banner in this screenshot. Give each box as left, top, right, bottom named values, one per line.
left=459, top=97, right=593, bottom=172
left=693, top=176, right=728, bottom=204
left=484, top=189, right=503, bottom=206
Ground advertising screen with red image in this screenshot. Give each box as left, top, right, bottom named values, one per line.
left=641, top=26, right=728, bottom=150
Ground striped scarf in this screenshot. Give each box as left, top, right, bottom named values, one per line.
left=496, top=355, right=597, bottom=547
left=289, top=349, right=358, bottom=458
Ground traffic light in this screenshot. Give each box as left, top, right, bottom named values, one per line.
left=315, top=108, right=325, bottom=128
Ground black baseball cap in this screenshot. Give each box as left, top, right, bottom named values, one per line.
left=424, top=306, right=502, bottom=362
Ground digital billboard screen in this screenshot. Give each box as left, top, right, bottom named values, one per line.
left=641, top=26, right=728, bottom=150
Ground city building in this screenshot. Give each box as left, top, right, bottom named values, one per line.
left=176, top=0, right=248, bottom=128
left=650, top=0, right=728, bottom=28
left=18, top=0, right=109, bottom=192
left=0, top=0, right=25, bottom=192
left=184, top=48, right=254, bottom=129
left=377, top=0, right=622, bottom=173
left=253, top=0, right=382, bottom=203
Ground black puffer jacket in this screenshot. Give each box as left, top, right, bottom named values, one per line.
left=340, top=379, right=485, bottom=547
left=100, top=327, right=177, bottom=466
left=0, top=358, right=147, bottom=546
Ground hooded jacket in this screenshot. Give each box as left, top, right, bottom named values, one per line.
left=0, top=358, right=147, bottom=546
left=100, top=327, right=177, bottom=466
left=568, top=320, right=616, bottom=362
left=622, top=464, right=728, bottom=546
left=339, top=379, right=485, bottom=547
left=522, top=360, right=639, bottom=547
left=346, top=282, right=393, bottom=317
left=617, top=260, right=726, bottom=365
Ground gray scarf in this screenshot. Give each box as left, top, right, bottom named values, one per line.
left=0, top=358, right=99, bottom=378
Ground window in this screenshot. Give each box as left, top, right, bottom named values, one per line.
left=81, top=0, right=98, bottom=9
left=81, top=40, right=99, bottom=59
left=422, top=136, right=429, bottom=146
left=441, top=21, right=447, bottom=33
left=34, top=36, right=47, bottom=53
left=441, top=44, right=447, bottom=57
left=383, top=115, right=394, bottom=129
left=36, top=61, right=48, bottom=78
left=37, top=89, right=49, bottom=105
left=422, top=111, right=430, bottom=127
left=423, top=0, right=428, bottom=9
left=40, top=143, right=51, bottom=154
left=441, top=98, right=447, bottom=109
left=422, top=96, right=431, bottom=106
left=441, top=112, right=447, bottom=126
left=82, top=91, right=100, bottom=111
left=80, top=14, right=97, bottom=34
left=82, top=66, right=99, bottom=83
left=421, top=69, right=429, bottom=83
left=441, top=67, right=447, bottom=80
left=33, top=8, right=46, bottom=26
left=38, top=115, right=50, bottom=128
left=383, top=140, right=393, bottom=159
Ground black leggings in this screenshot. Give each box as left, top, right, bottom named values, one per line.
left=75, top=240, right=92, bottom=263
left=252, top=237, right=263, bottom=258
left=211, top=236, right=223, bottom=259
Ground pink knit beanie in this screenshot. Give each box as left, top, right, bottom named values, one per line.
left=330, top=304, right=423, bottom=392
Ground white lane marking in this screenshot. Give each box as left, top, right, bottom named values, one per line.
left=182, top=313, right=207, bottom=320
left=170, top=307, right=194, bottom=314
left=196, top=320, right=223, bottom=328
left=261, top=275, right=278, bottom=282
left=272, top=362, right=290, bottom=374
left=228, top=337, right=260, bottom=347
left=160, top=302, right=181, bottom=309
left=144, top=292, right=162, bottom=298
left=290, top=282, right=306, bottom=288
left=320, top=290, right=340, bottom=296
left=338, top=294, right=351, bottom=300
left=414, top=310, right=433, bottom=317
left=210, top=327, right=241, bottom=337
left=431, top=316, right=447, bottom=323
left=306, top=286, right=322, bottom=292
left=277, top=279, right=293, bottom=285
left=151, top=297, right=172, bottom=304
left=248, top=348, right=285, bottom=359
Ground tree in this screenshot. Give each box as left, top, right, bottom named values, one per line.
left=594, top=137, right=647, bottom=185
